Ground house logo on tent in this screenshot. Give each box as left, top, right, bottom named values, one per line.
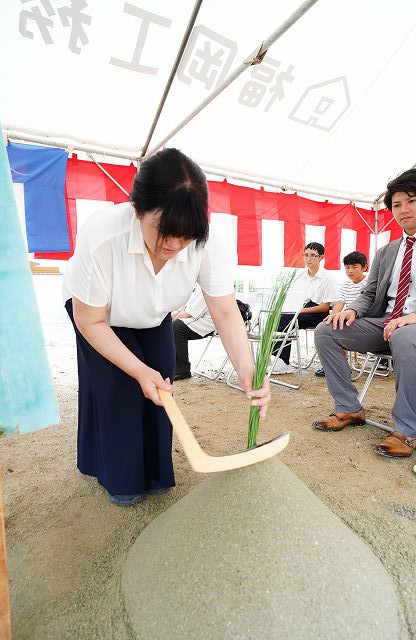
left=288, top=76, right=350, bottom=131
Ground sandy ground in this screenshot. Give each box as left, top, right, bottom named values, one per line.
left=1, top=342, right=416, bottom=640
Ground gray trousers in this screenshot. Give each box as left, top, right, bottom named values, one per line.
left=314, top=317, right=416, bottom=437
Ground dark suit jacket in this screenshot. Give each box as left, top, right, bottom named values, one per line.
left=349, top=238, right=402, bottom=318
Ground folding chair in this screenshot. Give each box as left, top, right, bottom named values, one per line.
left=267, top=310, right=304, bottom=389
left=193, top=332, right=229, bottom=381
left=224, top=304, right=267, bottom=390
left=194, top=296, right=262, bottom=383
left=297, top=326, right=319, bottom=370
left=351, top=351, right=392, bottom=382
left=226, top=306, right=307, bottom=391
left=358, top=351, right=393, bottom=405
left=357, top=350, right=394, bottom=433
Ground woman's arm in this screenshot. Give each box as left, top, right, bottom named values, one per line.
left=72, top=297, right=172, bottom=406
left=203, top=292, right=271, bottom=417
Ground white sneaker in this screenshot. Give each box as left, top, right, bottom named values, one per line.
left=267, top=357, right=295, bottom=375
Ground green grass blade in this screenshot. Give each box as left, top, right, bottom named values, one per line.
left=247, top=270, right=297, bottom=448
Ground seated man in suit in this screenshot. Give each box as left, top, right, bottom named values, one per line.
left=313, top=168, right=416, bottom=460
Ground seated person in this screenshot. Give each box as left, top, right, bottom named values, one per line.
left=270, top=242, right=338, bottom=374
left=315, top=251, right=368, bottom=377
left=172, top=285, right=215, bottom=380
left=312, top=167, right=416, bottom=461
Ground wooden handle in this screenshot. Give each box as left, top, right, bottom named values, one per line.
left=159, top=389, right=289, bottom=473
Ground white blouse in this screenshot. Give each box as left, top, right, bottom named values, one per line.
left=63, top=202, right=234, bottom=328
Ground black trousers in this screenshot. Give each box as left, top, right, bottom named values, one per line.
left=272, top=302, right=327, bottom=364
left=173, top=318, right=213, bottom=376
left=66, top=300, right=176, bottom=495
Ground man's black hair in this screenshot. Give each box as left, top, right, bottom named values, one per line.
left=343, top=251, right=368, bottom=268
left=304, top=242, right=324, bottom=256
left=384, top=168, right=416, bottom=211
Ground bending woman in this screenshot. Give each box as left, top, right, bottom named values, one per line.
left=63, top=148, right=270, bottom=506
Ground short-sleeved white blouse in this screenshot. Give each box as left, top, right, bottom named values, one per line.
left=63, top=202, right=234, bottom=329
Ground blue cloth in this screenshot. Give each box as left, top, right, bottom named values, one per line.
left=7, top=142, right=69, bottom=252
left=0, top=131, right=60, bottom=434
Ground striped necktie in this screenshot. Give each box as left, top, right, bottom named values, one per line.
left=384, top=236, right=416, bottom=326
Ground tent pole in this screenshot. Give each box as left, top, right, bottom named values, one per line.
left=139, top=0, right=203, bottom=160
left=4, top=127, right=377, bottom=204
left=374, top=200, right=379, bottom=251
left=144, top=0, right=320, bottom=159
left=201, top=164, right=375, bottom=204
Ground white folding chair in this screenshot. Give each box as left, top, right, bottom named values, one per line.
left=193, top=332, right=229, bottom=381
left=358, top=351, right=393, bottom=405
left=351, top=352, right=392, bottom=382
left=224, top=304, right=267, bottom=390
left=194, top=296, right=262, bottom=383
left=226, top=306, right=306, bottom=391
left=267, top=310, right=303, bottom=390
left=296, top=326, right=319, bottom=370
left=356, top=351, right=394, bottom=433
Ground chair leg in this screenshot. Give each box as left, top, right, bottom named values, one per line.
left=300, top=349, right=318, bottom=370
left=194, top=355, right=229, bottom=381
left=358, top=357, right=381, bottom=404
left=269, top=333, right=303, bottom=390
left=364, top=419, right=393, bottom=433
left=226, top=337, right=260, bottom=390
left=193, top=336, right=229, bottom=381
left=350, top=353, right=370, bottom=381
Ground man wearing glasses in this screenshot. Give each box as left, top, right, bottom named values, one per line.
left=270, top=242, right=338, bottom=374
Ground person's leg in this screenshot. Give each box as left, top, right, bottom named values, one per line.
left=314, top=317, right=387, bottom=414
left=173, top=319, right=204, bottom=378
left=271, top=313, right=295, bottom=363
left=388, top=324, right=416, bottom=438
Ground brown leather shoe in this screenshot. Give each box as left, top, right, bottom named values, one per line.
left=375, top=431, right=416, bottom=458
left=312, top=409, right=366, bottom=431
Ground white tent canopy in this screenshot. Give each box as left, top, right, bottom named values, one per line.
left=2, top=0, right=416, bottom=202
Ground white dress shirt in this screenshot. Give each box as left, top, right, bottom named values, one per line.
left=180, top=285, right=215, bottom=337
left=63, top=202, right=234, bottom=328
left=292, top=266, right=339, bottom=306
left=385, top=231, right=416, bottom=316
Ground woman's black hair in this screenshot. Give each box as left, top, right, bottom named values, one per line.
left=304, top=242, right=325, bottom=256
left=130, top=148, right=209, bottom=247
left=384, top=168, right=416, bottom=211
left=343, top=251, right=368, bottom=268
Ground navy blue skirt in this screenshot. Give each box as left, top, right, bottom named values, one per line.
left=66, top=300, right=175, bottom=494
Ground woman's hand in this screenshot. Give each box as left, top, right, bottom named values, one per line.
left=239, top=374, right=272, bottom=419
left=135, top=365, right=173, bottom=406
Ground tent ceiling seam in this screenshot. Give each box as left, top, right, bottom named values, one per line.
left=5, top=128, right=378, bottom=204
